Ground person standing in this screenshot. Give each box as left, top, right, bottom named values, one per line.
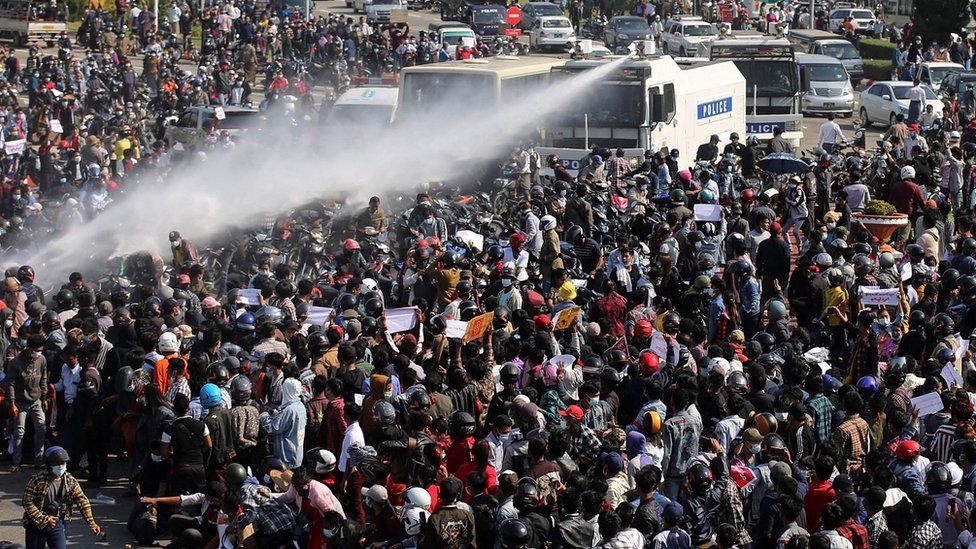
left=817, top=113, right=845, bottom=154
left=907, top=78, right=927, bottom=125
left=22, top=446, right=102, bottom=548
left=6, top=334, right=48, bottom=471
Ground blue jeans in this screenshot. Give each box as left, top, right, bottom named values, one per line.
left=25, top=519, right=66, bottom=549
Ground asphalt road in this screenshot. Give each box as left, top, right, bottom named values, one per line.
left=0, top=6, right=887, bottom=546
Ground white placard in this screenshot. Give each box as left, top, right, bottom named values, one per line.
left=694, top=203, right=723, bottom=222
left=941, top=363, right=963, bottom=388
left=385, top=307, right=418, bottom=333
left=214, top=106, right=226, bottom=120
left=4, top=139, right=25, bottom=155
left=445, top=319, right=468, bottom=339
left=306, top=306, right=334, bottom=326
left=859, top=287, right=900, bottom=307
left=958, top=340, right=970, bottom=361
left=549, top=354, right=576, bottom=368
left=237, top=288, right=261, bottom=306
left=353, top=393, right=364, bottom=405
left=649, top=332, right=668, bottom=359
left=911, top=392, right=944, bottom=417
left=455, top=230, right=484, bottom=253
left=49, top=119, right=63, bottom=133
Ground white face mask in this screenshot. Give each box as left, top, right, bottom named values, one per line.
left=170, top=240, right=180, bottom=248
left=51, top=464, right=67, bottom=476
left=150, top=454, right=162, bottom=462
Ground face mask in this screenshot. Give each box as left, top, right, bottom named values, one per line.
left=11, top=194, right=19, bottom=200
left=498, top=433, right=511, bottom=444
left=559, top=190, right=567, bottom=197
left=502, top=279, right=512, bottom=287
left=775, top=412, right=788, bottom=422
left=51, top=464, right=66, bottom=476
left=384, top=390, right=393, bottom=399
left=827, top=223, right=836, bottom=229
left=726, top=165, right=733, bottom=173
left=589, top=397, right=600, bottom=407
left=259, top=269, right=271, bottom=276
left=170, top=240, right=180, bottom=248
left=750, top=443, right=762, bottom=455
left=324, top=528, right=336, bottom=539
left=264, top=474, right=272, bottom=484
left=151, top=454, right=162, bottom=462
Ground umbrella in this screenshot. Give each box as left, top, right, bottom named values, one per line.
left=757, top=153, right=810, bottom=175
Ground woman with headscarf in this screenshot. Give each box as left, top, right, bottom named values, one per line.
left=260, top=377, right=308, bottom=469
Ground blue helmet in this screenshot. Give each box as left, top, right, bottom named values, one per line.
left=856, top=376, right=879, bottom=397
left=200, top=383, right=222, bottom=408
left=235, top=312, right=256, bottom=332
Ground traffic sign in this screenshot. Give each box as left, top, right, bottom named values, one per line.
left=506, top=5, right=522, bottom=26
left=505, top=28, right=522, bottom=36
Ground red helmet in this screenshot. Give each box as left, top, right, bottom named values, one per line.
left=343, top=238, right=360, bottom=251
left=638, top=351, right=660, bottom=376
left=741, top=188, right=756, bottom=203
left=895, top=439, right=921, bottom=460
left=425, top=236, right=441, bottom=250
left=509, top=232, right=526, bottom=246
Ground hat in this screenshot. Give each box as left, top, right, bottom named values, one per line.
left=742, top=428, right=763, bottom=443
left=663, top=502, right=684, bottom=523
left=770, top=461, right=792, bottom=483
left=634, top=319, right=653, bottom=338
left=201, top=296, right=220, bottom=309
left=342, top=309, right=360, bottom=319
left=345, top=318, right=362, bottom=335
left=268, top=469, right=293, bottom=492
left=158, top=332, right=180, bottom=353
left=558, top=282, right=577, bottom=301
left=770, top=222, right=782, bottom=233
left=177, top=274, right=191, bottom=285
left=729, top=330, right=745, bottom=343
left=513, top=401, right=539, bottom=423
left=832, top=474, right=854, bottom=492
left=599, top=451, right=625, bottom=474
left=558, top=405, right=584, bottom=421
left=362, top=484, right=389, bottom=503
left=533, top=314, right=552, bottom=330
left=947, top=462, right=964, bottom=486
left=585, top=322, right=601, bottom=337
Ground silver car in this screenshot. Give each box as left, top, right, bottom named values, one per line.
left=797, top=54, right=854, bottom=116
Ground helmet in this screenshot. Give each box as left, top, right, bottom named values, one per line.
left=896, top=439, right=921, bottom=460
left=449, top=411, right=476, bottom=437
left=582, top=355, right=604, bottom=375
left=373, top=400, right=396, bottom=427
left=856, top=376, right=879, bottom=397
left=488, top=245, right=504, bottom=261
left=753, top=332, right=776, bottom=352
left=514, top=481, right=539, bottom=509
left=456, top=280, right=473, bottom=296
left=935, top=313, right=956, bottom=336
left=364, top=297, right=384, bottom=317
left=566, top=225, right=584, bottom=244
left=852, top=255, right=872, bottom=276
left=605, top=348, right=629, bottom=369
left=459, top=300, right=480, bottom=321
left=826, top=268, right=845, bottom=286
left=254, top=305, right=284, bottom=325
left=44, top=445, right=69, bottom=465
left=766, top=300, right=787, bottom=322
left=601, top=367, right=622, bottom=385
left=927, top=461, right=951, bottom=493
left=308, top=332, right=329, bottom=354
left=540, top=215, right=557, bottom=231
left=814, top=252, right=833, bottom=269
left=960, top=275, right=976, bottom=297
left=343, top=238, right=360, bottom=251
left=879, top=252, right=895, bottom=269
left=209, top=363, right=230, bottom=385
left=908, top=310, right=927, bottom=330
left=669, top=188, right=686, bottom=204
left=501, top=362, right=520, bottom=384
left=402, top=506, right=430, bottom=537
left=726, top=370, right=749, bottom=394
left=235, top=312, right=256, bottom=332
left=336, top=294, right=358, bottom=313
left=200, top=383, right=223, bottom=408
left=55, top=289, right=75, bottom=309
left=754, top=412, right=778, bottom=435
left=901, top=165, right=916, bottom=180
left=763, top=432, right=786, bottom=451
left=885, top=356, right=911, bottom=387
left=16, top=265, right=34, bottom=283
left=936, top=347, right=956, bottom=365
left=741, top=188, right=756, bottom=203
left=408, top=390, right=431, bottom=411
left=499, top=519, right=531, bottom=549
left=274, top=279, right=295, bottom=298
left=230, top=376, right=252, bottom=404
left=730, top=259, right=752, bottom=277
left=226, top=463, right=248, bottom=486
left=642, top=410, right=663, bottom=434
left=694, top=275, right=711, bottom=290
left=441, top=251, right=460, bottom=267
left=405, top=486, right=433, bottom=511
left=906, top=243, right=925, bottom=261
left=312, top=449, right=337, bottom=474
left=428, top=314, right=448, bottom=335
left=685, top=462, right=713, bottom=493
left=963, top=238, right=976, bottom=256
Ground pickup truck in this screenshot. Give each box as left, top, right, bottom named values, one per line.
left=661, top=16, right=717, bottom=57
left=164, top=105, right=261, bottom=146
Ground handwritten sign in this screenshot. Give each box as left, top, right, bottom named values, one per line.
left=554, top=306, right=580, bottom=330
left=237, top=288, right=261, bottom=306
left=694, top=203, right=723, bottom=222
left=649, top=332, right=668, bottom=359
left=455, top=230, right=484, bottom=253
left=306, top=306, right=335, bottom=327
left=49, top=119, right=63, bottom=133
left=214, top=106, right=226, bottom=120
left=859, top=287, right=900, bottom=307
left=911, top=392, right=944, bottom=417
left=4, top=139, right=25, bottom=155
left=445, top=319, right=468, bottom=339
left=463, top=311, right=493, bottom=342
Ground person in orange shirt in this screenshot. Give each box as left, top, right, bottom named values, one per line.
left=154, top=331, right=181, bottom=393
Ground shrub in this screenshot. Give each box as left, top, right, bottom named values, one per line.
left=863, top=200, right=898, bottom=216
left=863, top=59, right=892, bottom=81
left=858, top=38, right=896, bottom=61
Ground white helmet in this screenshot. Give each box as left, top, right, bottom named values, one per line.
left=402, top=506, right=430, bottom=536
left=314, top=449, right=337, bottom=474
left=540, top=215, right=557, bottom=231
left=404, top=487, right=432, bottom=511
left=900, top=166, right=916, bottom=180
left=707, top=357, right=730, bottom=377
left=362, top=278, right=379, bottom=292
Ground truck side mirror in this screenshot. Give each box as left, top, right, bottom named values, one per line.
left=650, top=88, right=665, bottom=122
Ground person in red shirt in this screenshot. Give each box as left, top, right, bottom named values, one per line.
left=887, top=165, right=926, bottom=243
left=804, top=454, right=837, bottom=532
left=456, top=440, right=498, bottom=502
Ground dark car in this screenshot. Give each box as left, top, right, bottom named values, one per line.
left=518, top=1, right=564, bottom=31
left=467, top=4, right=506, bottom=38
left=604, top=16, right=651, bottom=49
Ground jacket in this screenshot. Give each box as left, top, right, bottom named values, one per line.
left=6, top=349, right=47, bottom=403
left=661, top=408, right=702, bottom=478
left=22, top=472, right=97, bottom=530
left=261, top=378, right=307, bottom=468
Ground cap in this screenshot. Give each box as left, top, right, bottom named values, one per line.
left=832, top=474, right=853, bottom=492
left=158, top=331, right=180, bottom=353
left=663, top=502, right=684, bottom=522
left=742, top=428, right=763, bottom=443
left=770, top=461, right=792, bottom=483
left=634, top=319, right=653, bottom=338
left=730, top=330, right=745, bottom=343
left=342, top=309, right=360, bottom=319
left=268, top=469, right=293, bottom=492
left=599, top=451, right=625, bottom=473
left=533, top=314, right=552, bottom=329
left=558, top=405, right=584, bottom=421
left=770, top=222, right=782, bottom=233
left=513, top=401, right=539, bottom=423
left=362, top=484, right=389, bottom=503
left=558, top=282, right=577, bottom=301
left=585, top=322, right=601, bottom=337
left=201, top=296, right=220, bottom=309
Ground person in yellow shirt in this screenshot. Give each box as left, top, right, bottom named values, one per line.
left=112, top=126, right=140, bottom=165
left=821, top=267, right=850, bottom=365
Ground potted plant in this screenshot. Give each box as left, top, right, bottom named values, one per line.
left=853, top=200, right=909, bottom=242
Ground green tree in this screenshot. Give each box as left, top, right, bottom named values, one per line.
left=913, top=0, right=969, bottom=42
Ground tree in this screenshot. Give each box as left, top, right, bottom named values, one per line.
left=913, top=0, right=969, bottom=42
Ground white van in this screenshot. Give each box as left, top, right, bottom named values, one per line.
left=326, top=87, right=399, bottom=128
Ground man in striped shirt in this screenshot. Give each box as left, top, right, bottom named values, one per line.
left=833, top=392, right=871, bottom=474
left=926, top=396, right=972, bottom=463
left=805, top=373, right=835, bottom=444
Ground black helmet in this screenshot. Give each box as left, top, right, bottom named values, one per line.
left=456, top=280, right=473, bottom=296
left=884, top=356, right=911, bottom=386
left=408, top=390, right=431, bottom=411
left=230, top=376, right=252, bottom=404
left=963, top=238, right=976, bottom=256
left=566, top=225, right=584, bottom=244
left=41, top=310, right=60, bottom=328
left=307, top=332, right=329, bottom=354
left=209, top=363, right=229, bottom=385
left=961, top=275, right=976, bottom=297
left=459, top=300, right=480, bottom=321
left=17, top=264, right=34, bottom=283
left=275, top=279, right=296, bottom=298
left=582, top=355, right=604, bottom=375
left=601, top=367, right=622, bottom=385
left=55, top=288, right=75, bottom=309
left=500, top=362, right=520, bottom=384
left=753, top=332, right=775, bottom=352
left=908, top=309, right=927, bottom=329
left=852, top=255, right=872, bottom=276
left=360, top=316, right=379, bottom=334
left=499, top=519, right=531, bottom=549
left=935, top=313, right=955, bottom=336
left=225, top=463, right=248, bottom=487
left=44, top=445, right=69, bottom=465
left=669, top=188, right=686, bottom=204
left=686, top=462, right=713, bottom=493
left=906, top=243, right=926, bottom=261
left=337, top=293, right=358, bottom=312
left=942, top=268, right=961, bottom=291
left=605, top=349, right=629, bottom=369
left=726, top=370, right=749, bottom=394
left=514, top=481, right=539, bottom=510
left=449, top=411, right=476, bottom=437
left=851, top=241, right=872, bottom=256
left=926, top=461, right=951, bottom=493
left=363, top=297, right=384, bottom=317
left=373, top=400, right=396, bottom=427
left=428, top=314, right=448, bottom=335
left=762, top=432, right=786, bottom=450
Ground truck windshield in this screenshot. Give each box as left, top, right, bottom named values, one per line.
left=472, top=7, right=502, bottom=22
left=805, top=64, right=847, bottom=82
left=441, top=31, right=471, bottom=45
left=928, top=67, right=958, bottom=87
left=821, top=43, right=859, bottom=60
left=732, top=59, right=797, bottom=95
left=557, top=81, right=645, bottom=127
left=401, top=72, right=495, bottom=112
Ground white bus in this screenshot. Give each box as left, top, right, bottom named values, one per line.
left=538, top=54, right=746, bottom=173
left=0, top=0, right=65, bottom=46
left=397, top=55, right=567, bottom=120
